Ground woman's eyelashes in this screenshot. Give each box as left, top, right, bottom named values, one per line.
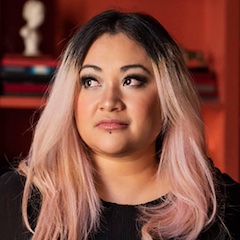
left=80, top=76, right=100, bottom=88
left=123, top=74, right=147, bottom=87
left=80, top=74, right=148, bottom=89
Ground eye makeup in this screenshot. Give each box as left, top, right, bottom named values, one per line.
left=80, top=75, right=100, bottom=88
left=123, top=74, right=148, bottom=87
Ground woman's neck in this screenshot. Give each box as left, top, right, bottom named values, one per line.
left=92, top=153, right=167, bottom=205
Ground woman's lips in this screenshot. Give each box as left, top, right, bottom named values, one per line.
left=96, top=119, right=128, bottom=130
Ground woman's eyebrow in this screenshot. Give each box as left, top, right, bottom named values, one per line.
left=80, top=64, right=151, bottom=75
left=120, top=64, right=151, bottom=75
left=81, top=64, right=102, bottom=71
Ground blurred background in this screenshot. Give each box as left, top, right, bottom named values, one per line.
left=0, top=0, right=239, bottom=181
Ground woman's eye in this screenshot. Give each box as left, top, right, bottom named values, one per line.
left=123, top=76, right=146, bottom=87
left=81, top=77, right=100, bottom=88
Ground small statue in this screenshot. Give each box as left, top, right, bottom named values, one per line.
left=19, top=0, right=45, bottom=56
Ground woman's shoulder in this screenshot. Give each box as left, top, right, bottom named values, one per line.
left=221, top=172, right=240, bottom=194
left=0, top=170, right=25, bottom=182
left=0, top=171, right=26, bottom=196
left=217, top=169, right=240, bottom=239
left=217, top=169, right=240, bottom=204
left=0, top=171, right=30, bottom=239
left=0, top=170, right=26, bottom=212
left=198, top=169, right=240, bottom=239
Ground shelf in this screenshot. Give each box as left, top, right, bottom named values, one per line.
left=0, top=95, right=222, bottom=110
left=0, top=96, right=45, bottom=109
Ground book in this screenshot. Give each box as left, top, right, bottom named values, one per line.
left=190, top=68, right=218, bottom=100
left=1, top=55, right=59, bottom=68
left=1, top=55, right=58, bottom=78
left=1, top=65, right=57, bottom=76
left=0, top=72, right=54, bottom=83
left=2, top=82, right=49, bottom=96
left=0, top=56, right=57, bottom=96
left=0, top=56, right=57, bottom=87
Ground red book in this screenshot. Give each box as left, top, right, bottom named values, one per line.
left=190, top=69, right=218, bottom=99
left=1, top=55, right=59, bottom=68
left=3, top=82, right=49, bottom=96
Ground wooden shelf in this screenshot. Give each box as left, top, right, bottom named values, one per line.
left=0, top=96, right=45, bottom=109
left=0, top=95, right=221, bottom=110
left=0, top=95, right=222, bottom=109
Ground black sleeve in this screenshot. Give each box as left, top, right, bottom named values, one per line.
left=198, top=170, right=240, bottom=240
left=0, top=171, right=31, bottom=240
left=222, top=173, right=240, bottom=240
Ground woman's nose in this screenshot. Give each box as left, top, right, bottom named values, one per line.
left=99, top=86, right=125, bottom=112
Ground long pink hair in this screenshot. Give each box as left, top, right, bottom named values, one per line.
left=18, top=10, right=219, bottom=240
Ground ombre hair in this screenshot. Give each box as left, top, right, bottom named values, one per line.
left=19, top=9, right=222, bottom=240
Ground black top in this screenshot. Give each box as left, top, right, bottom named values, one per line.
left=0, top=170, right=240, bottom=240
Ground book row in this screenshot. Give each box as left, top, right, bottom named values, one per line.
left=0, top=56, right=217, bottom=100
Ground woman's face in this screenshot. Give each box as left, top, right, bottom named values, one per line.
left=75, top=33, right=162, bottom=159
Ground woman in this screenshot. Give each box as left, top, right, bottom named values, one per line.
left=1, top=10, right=240, bottom=240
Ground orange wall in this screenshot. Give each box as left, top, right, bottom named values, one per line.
left=55, top=0, right=206, bottom=51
